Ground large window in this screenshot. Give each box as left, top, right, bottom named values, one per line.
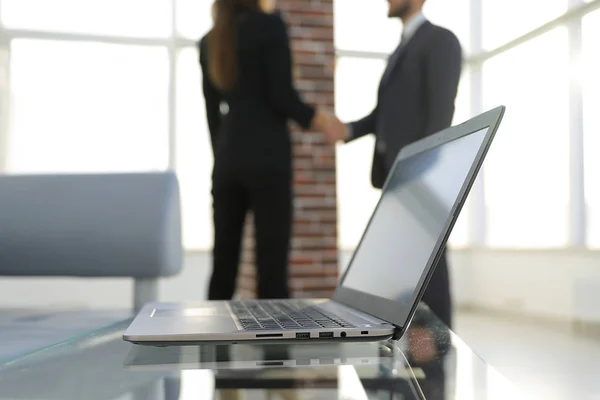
left=482, top=0, right=567, bottom=50
left=482, top=28, right=570, bottom=247
left=8, top=39, right=169, bottom=173
left=334, top=57, right=385, bottom=249
left=176, top=0, right=213, bottom=39
left=334, top=0, right=400, bottom=54
left=176, top=47, right=214, bottom=250
left=2, top=0, right=600, bottom=252
left=0, top=0, right=214, bottom=251
left=1, top=0, right=171, bottom=37
left=174, top=0, right=214, bottom=251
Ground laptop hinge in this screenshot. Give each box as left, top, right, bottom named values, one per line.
left=332, top=299, right=404, bottom=340
left=391, top=326, right=405, bottom=341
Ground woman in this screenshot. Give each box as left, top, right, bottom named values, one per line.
left=199, top=0, right=336, bottom=300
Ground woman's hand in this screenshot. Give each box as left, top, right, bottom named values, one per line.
left=311, top=109, right=348, bottom=145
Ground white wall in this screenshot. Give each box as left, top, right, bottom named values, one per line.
left=2, top=249, right=600, bottom=325
left=453, top=248, right=600, bottom=323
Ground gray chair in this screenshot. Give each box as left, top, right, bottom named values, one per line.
left=0, top=171, right=183, bottom=311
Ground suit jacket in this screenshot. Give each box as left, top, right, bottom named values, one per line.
left=199, top=11, right=315, bottom=177
left=347, top=20, right=463, bottom=188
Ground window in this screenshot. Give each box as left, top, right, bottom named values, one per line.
left=173, top=1, right=214, bottom=251
left=7, top=39, right=169, bottom=173
left=482, top=0, right=567, bottom=50
left=583, top=9, right=600, bottom=248
left=1, top=0, right=171, bottom=37
left=335, top=0, right=470, bottom=55
left=335, top=57, right=386, bottom=249
left=0, top=0, right=215, bottom=251
left=2, top=0, right=598, bottom=253
left=334, top=0, right=401, bottom=54
left=176, top=47, right=214, bottom=250
left=482, top=28, right=570, bottom=247
left=452, top=67, right=472, bottom=128
left=176, top=0, right=213, bottom=40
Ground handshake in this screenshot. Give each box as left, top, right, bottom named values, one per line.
left=311, top=109, right=349, bottom=145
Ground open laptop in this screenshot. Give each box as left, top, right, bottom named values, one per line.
left=123, top=106, right=505, bottom=345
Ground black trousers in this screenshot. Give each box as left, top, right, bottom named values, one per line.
left=208, top=169, right=292, bottom=300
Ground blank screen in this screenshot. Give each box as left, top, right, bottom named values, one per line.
left=341, top=128, right=488, bottom=313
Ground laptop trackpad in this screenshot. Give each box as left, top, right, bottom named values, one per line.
left=153, top=307, right=229, bottom=318
left=151, top=303, right=238, bottom=333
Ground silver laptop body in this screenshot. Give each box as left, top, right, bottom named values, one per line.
left=124, top=106, right=505, bottom=345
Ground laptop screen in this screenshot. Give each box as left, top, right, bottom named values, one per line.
left=340, top=127, right=489, bottom=316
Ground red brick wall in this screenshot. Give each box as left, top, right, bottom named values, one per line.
left=236, top=0, right=338, bottom=299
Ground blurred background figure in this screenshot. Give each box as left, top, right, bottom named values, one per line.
left=199, top=0, right=341, bottom=300
left=332, top=0, right=462, bottom=328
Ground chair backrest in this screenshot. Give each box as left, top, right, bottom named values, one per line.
left=0, top=172, right=182, bottom=279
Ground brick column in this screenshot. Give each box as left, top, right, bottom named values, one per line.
left=236, top=0, right=338, bottom=299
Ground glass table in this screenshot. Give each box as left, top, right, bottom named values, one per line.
left=0, top=305, right=521, bottom=399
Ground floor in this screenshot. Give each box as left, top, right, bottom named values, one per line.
left=454, top=310, right=600, bottom=400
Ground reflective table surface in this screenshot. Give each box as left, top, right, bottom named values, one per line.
left=0, top=305, right=520, bottom=399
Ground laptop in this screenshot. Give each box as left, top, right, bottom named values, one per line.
left=123, top=106, right=505, bottom=345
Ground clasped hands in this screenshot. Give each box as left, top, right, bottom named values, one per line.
left=311, top=109, right=348, bottom=145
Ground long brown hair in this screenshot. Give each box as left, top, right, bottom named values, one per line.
left=208, top=0, right=261, bottom=91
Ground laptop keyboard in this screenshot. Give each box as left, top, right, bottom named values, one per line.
left=230, top=300, right=356, bottom=331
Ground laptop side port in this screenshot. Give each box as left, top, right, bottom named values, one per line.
left=257, top=361, right=284, bottom=366
left=256, top=333, right=284, bottom=338
left=319, top=332, right=334, bottom=338
left=296, top=332, right=310, bottom=339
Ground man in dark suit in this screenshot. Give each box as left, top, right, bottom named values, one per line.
left=331, top=0, right=462, bottom=328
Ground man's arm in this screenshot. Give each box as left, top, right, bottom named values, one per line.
left=423, top=29, right=463, bottom=136
left=345, top=106, right=378, bottom=142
